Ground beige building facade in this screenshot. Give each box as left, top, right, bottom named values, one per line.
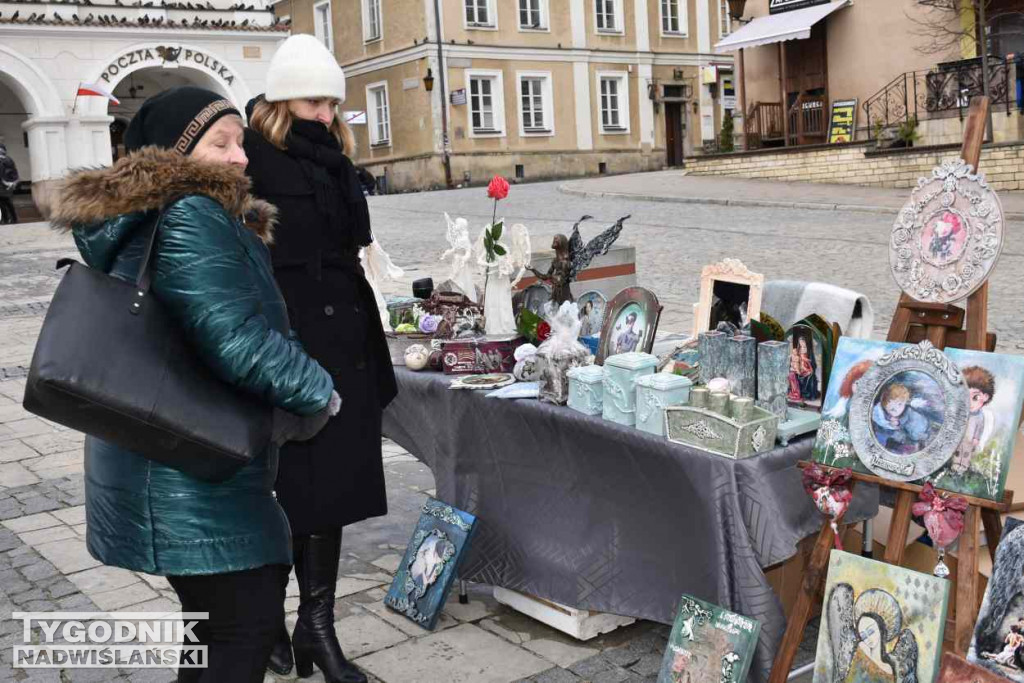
left=271, top=0, right=740, bottom=190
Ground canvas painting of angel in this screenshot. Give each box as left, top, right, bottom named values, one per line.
left=813, top=338, right=1024, bottom=501
left=813, top=550, right=950, bottom=683
left=968, top=518, right=1024, bottom=680
left=656, top=594, right=760, bottom=683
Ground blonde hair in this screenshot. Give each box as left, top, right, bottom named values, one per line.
left=249, top=98, right=356, bottom=155
left=881, top=383, right=911, bottom=405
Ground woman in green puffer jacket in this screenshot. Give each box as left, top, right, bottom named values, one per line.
left=50, top=86, right=337, bottom=683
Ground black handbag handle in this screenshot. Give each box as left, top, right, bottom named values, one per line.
left=129, top=209, right=167, bottom=316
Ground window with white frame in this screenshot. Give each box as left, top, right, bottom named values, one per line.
left=517, top=72, right=553, bottom=135
left=595, top=0, right=621, bottom=32
left=367, top=82, right=391, bottom=146
left=519, top=0, right=547, bottom=30
left=598, top=73, right=629, bottom=133
left=661, top=0, right=684, bottom=35
left=465, top=0, right=495, bottom=27
left=363, top=0, right=381, bottom=41
left=313, top=0, right=332, bottom=50
left=467, top=70, right=505, bottom=135
left=718, top=0, right=732, bottom=37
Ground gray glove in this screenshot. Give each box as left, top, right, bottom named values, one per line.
left=272, top=392, right=341, bottom=445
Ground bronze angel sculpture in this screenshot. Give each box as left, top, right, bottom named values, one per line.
left=825, top=584, right=918, bottom=683
left=528, top=214, right=629, bottom=304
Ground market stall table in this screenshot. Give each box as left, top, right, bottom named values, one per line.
left=382, top=368, right=878, bottom=683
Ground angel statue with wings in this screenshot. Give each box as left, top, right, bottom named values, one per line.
left=474, top=221, right=532, bottom=335
left=824, top=585, right=919, bottom=683
left=440, top=212, right=478, bottom=301
left=528, top=215, right=630, bottom=305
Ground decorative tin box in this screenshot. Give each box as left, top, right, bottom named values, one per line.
left=602, top=352, right=658, bottom=426
left=665, top=390, right=779, bottom=458
left=635, top=373, right=693, bottom=436
left=567, top=365, right=605, bottom=416
left=440, top=335, right=524, bottom=375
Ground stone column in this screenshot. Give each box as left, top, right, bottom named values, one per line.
left=22, top=116, right=70, bottom=219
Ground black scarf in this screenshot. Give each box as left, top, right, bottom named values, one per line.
left=285, top=119, right=373, bottom=249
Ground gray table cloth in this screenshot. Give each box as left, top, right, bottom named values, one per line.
left=382, top=369, right=878, bottom=682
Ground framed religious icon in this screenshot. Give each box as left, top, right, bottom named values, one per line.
left=890, top=159, right=1004, bottom=304
left=695, top=259, right=763, bottom=336
left=845, top=340, right=969, bottom=482
left=384, top=498, right=477, bottom=630
left=596, top=287, right=662, bottom=365
left=576, top=290, right=607, bottom=339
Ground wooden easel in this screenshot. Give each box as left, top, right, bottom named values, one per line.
left=767, top=97, right=1014, bottom=683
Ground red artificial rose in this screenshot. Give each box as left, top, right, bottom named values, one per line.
left=537, top=321, right=551, bottom=342
left=487, top=175, right=510, bottom=200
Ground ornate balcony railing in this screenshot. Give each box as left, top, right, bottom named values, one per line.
left=863, top=57, right=1013, bottom=138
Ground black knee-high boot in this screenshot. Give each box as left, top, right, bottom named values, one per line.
left=268, top=535, right=303, bottom=676
left=292, top=530, right=367, bottom=683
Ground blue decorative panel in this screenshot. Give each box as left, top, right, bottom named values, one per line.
left=384, top=498, right=477, bottom=630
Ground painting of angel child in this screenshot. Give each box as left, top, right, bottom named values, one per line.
left=869, top=372, right=943, bottom=455
left=950, top=366, right=996, bottom=476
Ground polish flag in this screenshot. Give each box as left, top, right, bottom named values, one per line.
left=77, top=83, right=121, bottom=105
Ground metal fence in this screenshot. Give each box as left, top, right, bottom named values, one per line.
left=863, top=57, right=1013, bottom=138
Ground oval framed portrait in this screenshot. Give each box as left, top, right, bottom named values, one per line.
left=848, top=341, right=969, bottom=482
left=576, top=290, right=607, bottom=339
left=889, top=159, right=1004, bottom=304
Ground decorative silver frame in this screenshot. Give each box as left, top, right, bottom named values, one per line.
left=889, top=159, right=1004, bottom=304
left=848, top=341, right=968, bottom=482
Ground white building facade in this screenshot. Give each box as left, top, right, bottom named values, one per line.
left=0, top=3, right=287, bottom=214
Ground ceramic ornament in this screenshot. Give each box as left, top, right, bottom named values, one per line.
left=802, top=464, right=853, bottom=550
left=912, top=482, right=968, bottom=577
left=404, top=344, right=430, bottom=371
left=890, top=159, right=1004, bottom=304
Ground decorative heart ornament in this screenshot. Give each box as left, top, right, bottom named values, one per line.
left=911, top=482, right=968, bottom=577
left=802, top=465, right=854, bottom=551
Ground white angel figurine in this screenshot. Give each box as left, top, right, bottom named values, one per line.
left=440, top=213, right=478, bottom=301
left=474, top=221, right=531, bottom=336
left=360, top=240, right=404, bottom=332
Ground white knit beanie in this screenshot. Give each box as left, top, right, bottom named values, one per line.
left=265, top=34, right=346, bottom=103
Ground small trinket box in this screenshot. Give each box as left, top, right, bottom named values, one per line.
left=566, top=365, right=605, bottom=416
left=635, top=373, right=693, bottom=436
left=441, top=335, right=523, bottom=375
left=602, top=352, right=659, bottom=426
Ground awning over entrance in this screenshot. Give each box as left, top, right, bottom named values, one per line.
left=714, top=0, right=850, bottom=52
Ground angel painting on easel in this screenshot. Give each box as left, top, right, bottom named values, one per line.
left=528, top=215, right=629, bottom=304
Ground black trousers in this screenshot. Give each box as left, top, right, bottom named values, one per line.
left=168, top=564, right=289, bottom=683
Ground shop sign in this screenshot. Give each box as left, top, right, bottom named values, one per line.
left=768, top=0, right=830, bottom=13
left=99, top=46, right=235, bottom=85
left=450, top=89, right=467, bottom=105
left=721, top=74, right=736, bottom=110
left=344, top=111, right=367, bottom=125
left=827, top=99, right=858, bottom=143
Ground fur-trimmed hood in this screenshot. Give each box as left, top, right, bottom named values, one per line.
left=51, top=146, right=275, bottom=243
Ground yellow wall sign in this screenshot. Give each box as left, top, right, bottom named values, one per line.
left=827, top=99, right=858, bottom=144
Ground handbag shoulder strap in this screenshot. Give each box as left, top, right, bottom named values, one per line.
left=130, top=207, right=169, bottom=316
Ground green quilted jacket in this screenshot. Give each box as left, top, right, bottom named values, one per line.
left=51, top=147, right=334, bottom=576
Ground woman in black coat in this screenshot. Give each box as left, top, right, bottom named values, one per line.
left=243, top=34, right=397, bottom=683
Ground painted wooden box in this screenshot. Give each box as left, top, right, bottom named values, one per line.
left=440, top=335, right=524, bottom=375
left=634, top=373, right=693, bottom=436
left=665, top=392, right=779, bottom=458
left=602, top=352, right=658, bottom=426
left=567, top=364, right=605, bottom=416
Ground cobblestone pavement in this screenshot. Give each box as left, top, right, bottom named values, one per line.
left=3, top=172, right=993, bottom=682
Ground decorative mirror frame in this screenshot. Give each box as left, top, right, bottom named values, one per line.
left=596, top=287, right=662, bottom=365
left=889, top=159, right=1004, bottom=304
left=694, top=258, right=764, bottom=335
left=848, top=341, right=969, bottom=482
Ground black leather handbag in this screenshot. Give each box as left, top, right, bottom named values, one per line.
left=23, top=212, right=272, bottom=482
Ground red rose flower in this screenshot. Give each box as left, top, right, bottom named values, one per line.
left=487, top=175, right=510, bottom=200
left=537, top=321, right=551, bottom=342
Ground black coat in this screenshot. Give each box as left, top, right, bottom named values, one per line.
left=243, top=127, right=397, bottom=534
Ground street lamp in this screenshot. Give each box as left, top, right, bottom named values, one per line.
left=423, top=68, right=435, bottom=92
left=727, top=0, right=746, bottom=21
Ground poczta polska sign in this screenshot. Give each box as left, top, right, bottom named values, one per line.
left=99, top=46, right=235, bottom=85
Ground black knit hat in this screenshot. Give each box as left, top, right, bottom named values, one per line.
left=124, top=86, right=240, bottom=155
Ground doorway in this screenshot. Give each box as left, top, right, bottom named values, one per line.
left=665, top=102, right=685, bottom=166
